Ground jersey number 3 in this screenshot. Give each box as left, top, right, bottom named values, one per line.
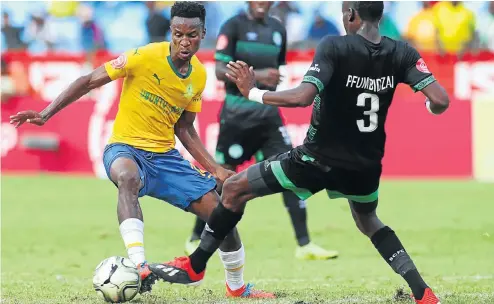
left=356, top=93, right=379, bottom=133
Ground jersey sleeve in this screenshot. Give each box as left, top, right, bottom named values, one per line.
left=214, top=18, right=237, bottom=64
left=401, top=44, right=436, bottom=92
left=104, top=47, right=143, bottom=80
left=302, top=37, right=335, bottom=94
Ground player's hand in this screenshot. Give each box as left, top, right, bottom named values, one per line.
left=213, top=167, right=236, bottom=194
left=9, top=110, right=46, bottom=128
left=225, top=61, right=256, bottom=99
left=255, top=68, right=283, bottom=87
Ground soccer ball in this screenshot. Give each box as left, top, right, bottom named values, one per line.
left=93, top=256, right=141, bottom=303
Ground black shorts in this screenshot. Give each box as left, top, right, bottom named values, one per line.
left=215, top=119, right=292, bottom=167
left=247, top=147, right=381, bottom=203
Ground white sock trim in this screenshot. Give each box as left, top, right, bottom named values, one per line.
left=219, top=245, right=245, bottom=291
left=119, top=218, right=146, bottom=265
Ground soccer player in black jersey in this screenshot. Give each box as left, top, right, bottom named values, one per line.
left=184, top=1, right=338, bottom=261
left=151, top=2, right=448, bottom=303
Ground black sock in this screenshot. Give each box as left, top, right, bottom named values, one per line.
left=282, top=191, right=310, bottom=246
left=189, top=248, right=211, bottom=274
left=189, top=203, right=243, bottom=274
left=371, top=226, right=428, bottom=300
left=190, top=217, right=206, bottom=241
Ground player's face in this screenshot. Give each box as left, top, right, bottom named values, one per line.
left=342, top=2, right=361, bottom=34
left=248, top=1, right=272, bottom=20
left=170, top=17, right=205, bottom=61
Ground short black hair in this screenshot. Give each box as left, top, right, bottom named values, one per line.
left=171, top=1, right=206, bottom=27
left=353, top=1, right=384, bottom=22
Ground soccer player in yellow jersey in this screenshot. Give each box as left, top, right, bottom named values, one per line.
left=10, top=2, right=274, bottom=299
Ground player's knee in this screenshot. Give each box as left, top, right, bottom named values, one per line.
left=222, top=176, right=245, bottom=210
left=116, top=170, right=140, bottom=193
left=353, top=212, right=382, bottom=238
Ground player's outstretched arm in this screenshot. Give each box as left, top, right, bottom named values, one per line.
left=420, top=82, right=450, bottom=115
left=175, top=111, right=235, bottom=183
left=9, top=66, right=112, bottom=128
left=225, top=61, right=316, bottom=108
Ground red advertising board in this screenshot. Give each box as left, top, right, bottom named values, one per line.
left=2, top=51, right=493, bottom=177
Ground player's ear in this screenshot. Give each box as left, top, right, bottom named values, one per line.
left=201, top=27, right=206, bottom=39
left=349, top=8, right=356, bottom=22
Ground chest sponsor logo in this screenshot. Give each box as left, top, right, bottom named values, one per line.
left=246, top=32, right=258, bottom=41
left=140, top=89, right=184, bottom=115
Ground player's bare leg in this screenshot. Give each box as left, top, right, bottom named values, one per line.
left=349, top=200, right=440, bottom=304
left=151, top=190, right=274, bottom=298
left=109, top=157, right=157, bottom=293
left=185, top=163, right=238, bottom=256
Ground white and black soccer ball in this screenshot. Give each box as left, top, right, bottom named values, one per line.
left=93, top=256, right=141, bottom=303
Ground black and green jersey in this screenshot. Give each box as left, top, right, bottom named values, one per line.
left=301, top=35, right=436, bottom=170
left=215, top=13, right=287, bottom=124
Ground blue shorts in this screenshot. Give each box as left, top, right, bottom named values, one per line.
left=102, top=143, right=217, bottom=210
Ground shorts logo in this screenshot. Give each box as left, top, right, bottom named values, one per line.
left=110, top=54, right=127, bottom=69
left=264, top=160, right=271, bottom=171
left=228, top=144, right=243, bottom=159
left=416, top=58, right=430, bottom=74
left=273, top=31, right=282, bottom=46
left=216, top=35, right=228, bottom=50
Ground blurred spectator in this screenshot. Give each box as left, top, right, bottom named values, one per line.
left=308, top=12, right=340, bottom=41
left=270, top=2, right=295, bottom=26
left=48, top=1, right=79, bottom=18
left=145, top=1, right=170, bottom=43
left=433, top=1, right=477, bottom=57
left=1, top=59, right=15, bottom=103
left=404, top=1, right=437, bottom=52
left=271, top=2, right=306, bottom=48
left=478, top=1, right=494, bottom=51
left=1, top=59, right=30, bottom=103
left=1, top=12, right=26, bottom=50
left=78, top=5, right=105, bottom=54
left=200, top=1, right=221, bottom=48
left=23, top=10, right=58, bottom=52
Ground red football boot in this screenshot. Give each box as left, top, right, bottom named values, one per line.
left=149, top=256, right=204, bottom=286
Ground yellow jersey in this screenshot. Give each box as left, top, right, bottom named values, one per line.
left=104, top=42, right=207, bottom=153
left=433, top=2, right=476, bottom=54
left=405, top=8, right=437, bottom=52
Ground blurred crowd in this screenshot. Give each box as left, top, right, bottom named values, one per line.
left=1, top=1, right=493, bottom=104
left=1, top=1, right=493, bottom=54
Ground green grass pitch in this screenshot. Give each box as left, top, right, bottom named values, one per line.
left=1, top=175, right=493, bottom=303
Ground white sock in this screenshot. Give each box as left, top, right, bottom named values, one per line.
left=219, top=245, right=245, bottom=291
left=119, top=218, right=146, bottom=266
